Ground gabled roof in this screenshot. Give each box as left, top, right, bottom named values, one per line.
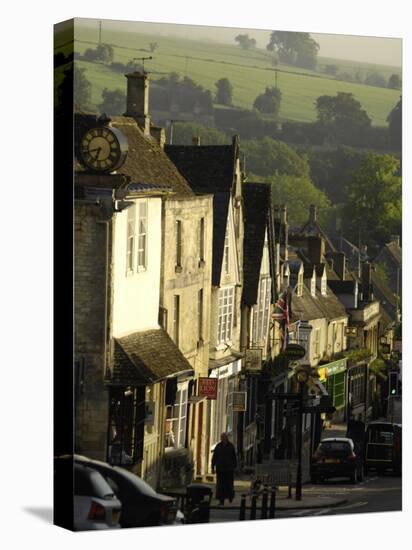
left=291, top=283, right=347, bottom=323
left=370, top=270, right=398, bottom=326
left=74, top=113, right=194, bottom=198
left=211, top=192, right=231, bottom=286
left=242, top=183, right=271, bottom=306
left=375, top=241, right=402, bottom=267
left=164, top=143, right=237, bottom=194
left=112, top=329, right=193, bottom=386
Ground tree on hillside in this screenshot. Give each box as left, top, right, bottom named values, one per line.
left=169, top=122, right=229, bottom=145
left=324, top=64, right=338, bottom=76
left=98, top=88, right=126, bottom=115
left=387, top=97, right=402, bottom=150
left=96, top=43, right=114, bottom=64
left=253, top=173, right=331, bottom=226
left=388, top=74, right=401, bottom=90
left=342, top=154, right=402, bottom=252
left=215, top=78, right=233, bottom=106
left=57, top=65, right=92, bottom=112
left=266, top=31, right=319, bottom=69
left=364, top=72, right=387, bottom=88
left=315, top=92, right=371, bottom=143
left=253, top=87, right=282, bottom=116
left=235, top=34, right=256, bottom=50
left=242, top=137, right=310, bottom=178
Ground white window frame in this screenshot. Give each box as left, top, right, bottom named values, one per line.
left=217, top=286, right=234, bottom=345
left=137, top=201, right=147, bottom=271
left=223, top=225, right=230, bottom=275
left=126, top=204, right=136, bottom=273
left=167, top=382, right=189, bottom=448
left=251, top=277, right=271, bottom=346
left=173, top=295, right=180, bottom=346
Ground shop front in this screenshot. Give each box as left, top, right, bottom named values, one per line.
left=318, top=358, right=347, bottom=424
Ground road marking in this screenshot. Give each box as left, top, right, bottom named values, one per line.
left=292, top=509, right=312, bottom=516
left=311, top=508, right=332, bottom=516
left=335, top=501, right=369, bottom=511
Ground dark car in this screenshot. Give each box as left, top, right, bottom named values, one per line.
left=311, top=437, right=363, bottom=483
left=75, top=455, right=179, bottom=528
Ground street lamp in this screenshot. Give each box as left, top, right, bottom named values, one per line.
left=295, top=368, right=309, bottom=501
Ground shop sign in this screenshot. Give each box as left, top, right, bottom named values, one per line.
left=232, top=391, right=247, bottom=412
left=284, top=343, right=306, bottom=359
left=324, top=358, right=347, bottom=376
left=198, top=377, right=218, bottom=400
left=244, top=348, right=262, bottom=371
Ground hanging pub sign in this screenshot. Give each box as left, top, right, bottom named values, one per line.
left=232, top=391, right=247, bottom=412
left=244, top=348, right=263, bottom=371
left=284, top=343, right=306, bottom=359
left=198, top=377, right=218, bottom=400
left=345, top=326, right=357, bottom=337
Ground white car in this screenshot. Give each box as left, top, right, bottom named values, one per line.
left=73, top=461, right=122, bottom=531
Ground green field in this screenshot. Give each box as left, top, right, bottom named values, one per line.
left=55, top=23, right=401, bottom=126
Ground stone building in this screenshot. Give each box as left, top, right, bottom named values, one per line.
left=165, top=138, right=245, bottom=474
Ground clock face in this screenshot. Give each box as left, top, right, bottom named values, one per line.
left=79, top=126, right=128, bottom=172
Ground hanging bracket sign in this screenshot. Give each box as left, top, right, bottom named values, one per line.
left=283, top=344, right=306, bottom=359
left=198, top=377, right=218, bottom=400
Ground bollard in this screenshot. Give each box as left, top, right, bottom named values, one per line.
left=269, top=486, right=276, bottom=519
left=250, top=492, right=257, bottom=520
left=261, top=485, right=268, bottom=519
left=239, top=494, right=246, bottom=521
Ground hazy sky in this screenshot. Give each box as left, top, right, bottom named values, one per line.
left=77, top=18, right=402, bottom=68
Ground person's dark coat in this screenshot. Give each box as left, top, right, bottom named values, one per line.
left=212, top=441, right=237, bottom=472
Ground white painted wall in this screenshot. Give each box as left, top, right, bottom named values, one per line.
left=112, top=197, right=162, bottom=337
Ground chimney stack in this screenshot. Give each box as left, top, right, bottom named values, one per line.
left=192, top=136, right=201, bottom=146
left=309, top=204, right=318, bottom=223
left=151, top=126, right=166, bottom=149
left=390, top=235, right=400, bottom=247
left=334, top=252, right=346, bottom=280
left=124, top=72, right=151, bottom=135
left=362, top=261, right=372, bottom=301
left=307, top=236, right=325, bottom=265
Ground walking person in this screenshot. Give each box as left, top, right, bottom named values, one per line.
left=211, top=432, right=237, bottom=505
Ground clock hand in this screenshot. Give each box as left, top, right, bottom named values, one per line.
left=93, top=147, right=102, bottom=161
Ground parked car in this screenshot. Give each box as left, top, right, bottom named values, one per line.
left=311, top=437, right=363, bottom=483
left=74, top=455, right=180, bottom=528
left=55, top=457, right=122, bottom=531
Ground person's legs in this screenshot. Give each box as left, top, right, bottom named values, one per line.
left=216, top=472, right=225, bottom=504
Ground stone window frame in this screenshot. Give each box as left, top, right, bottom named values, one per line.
left=136, top=201, right=148, bottom=272
left=126, top=204, right=136, bottom=274
left=217, top=286, right=235, bottom=345
left=251, top=276, right=272, bottom=347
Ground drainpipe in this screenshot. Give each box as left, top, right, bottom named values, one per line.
left=97, top=218, right=110, bottom=378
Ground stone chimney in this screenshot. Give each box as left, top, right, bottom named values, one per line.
left=309, top=204, right=318, bottom=223
left=124, top=72, right=151, bottom=136
left=362, top=261, right=372, bottom=301
left=307, top=235, right=325, bottom=265
left=192, top=136, right=201, bottom=146
left=151, top=126, right=166, bottom=149
left=334, top=252, right=346, bottom=280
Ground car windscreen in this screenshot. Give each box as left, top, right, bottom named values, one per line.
left=319, top=441, right=352, bottom=454
left=112, top=466, right=159, bottom=497
left=75, top=464, right=115, bottom=499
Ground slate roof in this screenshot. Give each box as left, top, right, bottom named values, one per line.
left=328, top=280, right=357, bottom=294
left=164, top=144, right=236, bottom=194
left=74, top=113, right=194, bottom=198
left=291, top=284, right=347, bottom=323
left=375, top=241, right=402, bottom=267
left=112, top=329, right=193, bottom=386
left=242, top=183, right=271, bottom=306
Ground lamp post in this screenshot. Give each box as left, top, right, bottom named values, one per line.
left=295, top=368, right=309, bottom=501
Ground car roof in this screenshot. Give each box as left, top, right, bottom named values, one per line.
left=321, top=437, right=353, bottom=443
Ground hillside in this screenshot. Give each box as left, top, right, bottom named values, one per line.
left=56, top=23, right=401, bottom=126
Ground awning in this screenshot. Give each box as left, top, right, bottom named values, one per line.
left=111, top=329, right=194, bottom=386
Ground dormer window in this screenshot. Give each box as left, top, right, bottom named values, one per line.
left=321, top=274, right=327, bottom=296
left=311, top=276, right=316, bottom=296
left=297, top=272, right=303, bottom=297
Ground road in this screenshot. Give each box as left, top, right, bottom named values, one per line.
left=209, top=473, right=402, bottom=523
